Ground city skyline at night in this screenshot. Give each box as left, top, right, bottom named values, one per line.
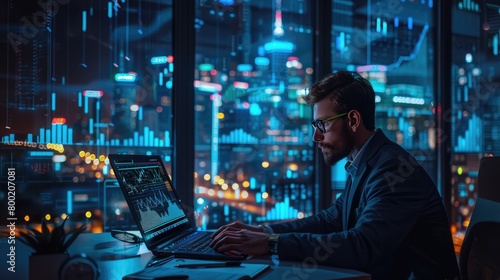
left=1, top=0, right=499, bottom=235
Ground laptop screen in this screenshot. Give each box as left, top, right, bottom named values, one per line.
left=109, top=155, right=191, bottom=242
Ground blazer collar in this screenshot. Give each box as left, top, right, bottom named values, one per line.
left=356, top=129, right=390, bottom=167
left=343, top=129, right=391, bottom=229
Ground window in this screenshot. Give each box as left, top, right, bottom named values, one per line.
left=450, top=0, right=500, bottom=236
left=1, top=1, right=174, bottom=231
left=193, top=0, right=315, bottom=229
left=329, top=1, right=437, bottom=196
left=1, top=1, right=455, bottom=234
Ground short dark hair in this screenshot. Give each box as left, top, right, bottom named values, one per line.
left=303, top=71, right=376, bottom=130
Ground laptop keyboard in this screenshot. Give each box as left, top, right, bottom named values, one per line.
left=180, top=233, right=212, bottom=252
left=173, top=231, right=213, bottom=252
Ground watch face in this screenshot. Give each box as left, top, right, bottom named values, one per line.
left=111, top=229, right=144, bottom=244
left=59, top=254, right=99, bottom=280
left=269, top=233, right=279, bottom=242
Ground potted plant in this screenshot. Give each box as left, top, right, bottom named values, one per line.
left=18, top=216, right=87, bottom=280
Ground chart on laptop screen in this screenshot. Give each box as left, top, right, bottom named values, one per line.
left=116, top=163, right=185, bottom=232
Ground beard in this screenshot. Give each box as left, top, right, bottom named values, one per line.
left=321, top=122, right=355, bottom=166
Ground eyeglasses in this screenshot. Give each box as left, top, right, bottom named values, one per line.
left=111, top=229, right=144, bottom=244
left=311, top=112, right=348, bottom=134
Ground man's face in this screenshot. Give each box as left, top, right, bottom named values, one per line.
left=312, top=98, right=354, bottom=166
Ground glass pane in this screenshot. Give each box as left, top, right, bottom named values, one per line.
left=450, top=0, right=500, bottom=236
left=194, top=0, right=314, bottom=229
left=330, top=1, right=437, bottom=195
left=0, top=1, right=173, bottom=231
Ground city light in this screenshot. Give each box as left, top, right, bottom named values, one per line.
left=194, top=80, right=222, bottom=92
left=255, top=57, right=270, bottom=66
left=130, top=104, right=140, bottom=112
left=53, top=155, right=67, bottom=162
left=52, top=117, right=66, bottom=124
left=233, top=81, right=249, bottom=89
left=199, top=63, right=214, bottom=71
left=241, top=191, right=249, bottom=199
left=83, top=90, right=104, bottom=98
left=264, top=40, right=295, bottom=53
left=392, top=96, right=425, bottom=105
left=151, top=56, right=168, bottom=65
left=114, top=72, right=137, bottom=82
left=236, top=64, right=253, bottom=72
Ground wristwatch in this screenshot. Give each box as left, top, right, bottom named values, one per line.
left=268, top=233, right=279, bottom=254
left=258, top=224, right=272, bottom=234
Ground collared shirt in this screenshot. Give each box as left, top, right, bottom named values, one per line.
left=345, top=129, right=378, bottom=181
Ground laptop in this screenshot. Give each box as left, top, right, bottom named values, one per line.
left=108, top=154, right=246, bottom=260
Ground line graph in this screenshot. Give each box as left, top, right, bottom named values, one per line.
left=119, top=166, right=165, bottom=194
left=356, top=24, right=430, bottom=72
left=116, top=165, right=185, bottom=231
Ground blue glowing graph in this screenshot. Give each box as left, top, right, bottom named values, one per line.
left=454, top=113, right=482, bottom=153
left=256, top=196, right=302, bottom=222
left=458, top=0, right=481, bottom=12
left=1, top=126, right=171, bottom=148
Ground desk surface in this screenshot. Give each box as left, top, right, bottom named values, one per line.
left=0, top=232, right=371, bottom=280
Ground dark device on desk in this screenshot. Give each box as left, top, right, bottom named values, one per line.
left=108, top=154, right=246, bottom=260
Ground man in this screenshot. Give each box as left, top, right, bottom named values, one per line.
left=210, top=71, right=459, bottom=280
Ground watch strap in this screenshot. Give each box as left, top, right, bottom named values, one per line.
left=268, top=233, right=279, bottom=254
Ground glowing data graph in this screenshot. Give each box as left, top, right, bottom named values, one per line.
left=491, top=32, right=499, bottom=56
left=252, top=183, right=312, bottom=223
left=398, top=117, right=430, bottom=150
left=116, top=128, right=171, bottom=147
left=117, top=165, right=184, bottom=232
left=256, top=196, right=300, bottom=222
left=455, top=113, right=482, bottom=153
left=1, top=124, right=73, bottom=144
left=136, top=196, right=184, bottom=231
left=458, top=0, right=480, bottom=12
left=1, top=125, right=171, bottom=148
left=260, top=128, right=305, bottom=145
left=119, top=166, right=165, bottom=192
left=219, top=129, right=258, bottom=144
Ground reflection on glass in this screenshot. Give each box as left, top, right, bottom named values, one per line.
left=450, top=1, right=500, bottom=244
left=194, top=0, right=314, bottom=229
left=0, top=1, right=174, bottom=230
left=330, top=1, right=437, bottom=190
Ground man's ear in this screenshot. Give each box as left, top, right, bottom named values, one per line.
left=348, top=110, right=362, bottom=132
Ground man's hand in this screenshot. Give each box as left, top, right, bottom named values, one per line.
left=210, top=227, right=270, bottom=256
left=210, top=229, right=269, bottom=256
left=210, top=221, right=263, bottom=239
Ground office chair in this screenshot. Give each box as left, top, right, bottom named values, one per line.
left=459, top=221, right=500, bottom=280
left=458, top=156, right=500, bottom=280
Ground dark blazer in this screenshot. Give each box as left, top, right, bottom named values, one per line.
left=269, top=130, right=459, bottom=280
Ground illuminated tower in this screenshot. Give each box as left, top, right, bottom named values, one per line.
left=265, top=0, right=294, bottom=90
